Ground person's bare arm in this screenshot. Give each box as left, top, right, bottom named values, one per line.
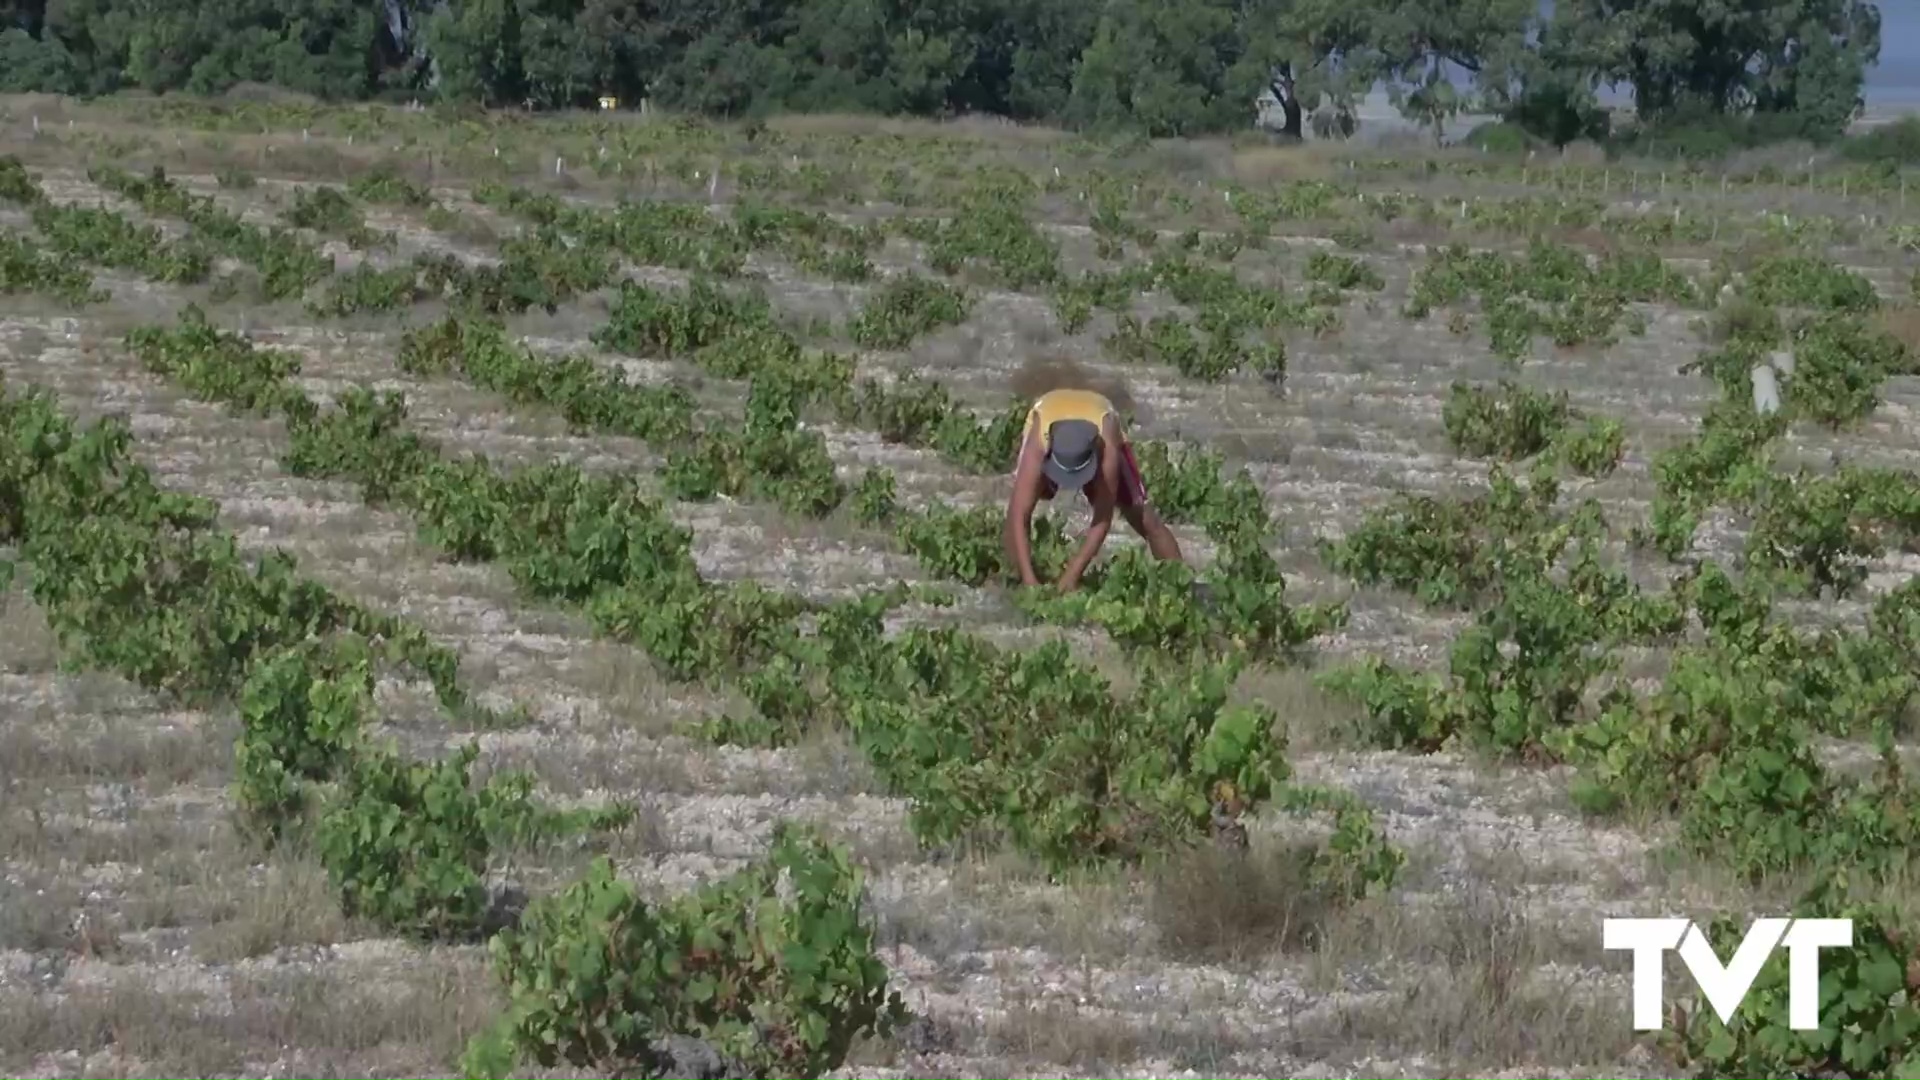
left=1003, top=423, right=1045, bottom=586
left=1057, top=418, right=1124, bottom=592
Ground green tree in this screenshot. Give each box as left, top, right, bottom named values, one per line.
left=190, top=0, right=378, bottom=99
left=516, top=0, right=605, bottom=108
left=1298, top=0, right=1538, bottom=140
left=1545, top=0, right=1880, bottom=140
left=37, top=0, right=128, bottom=93
left=634, top=0, right=797, bottom=116
left=29, top=0, right=382, bottom=98
left=426, top=0, right=522, bottom=104
left=1748, top=0, right=1879, bottom=135
left=571, top=0, right=651, bottom=104
left=759, top=0, right=994, bottom=116
left=967, top=0, right=1097, bottom=119
left=1066, top=0, right=1251, bottom=137
left=0, top=0, right=1886, bottom=152
left=0, top=25, right=81, bottom=91
left=1242, top=0, right=1375, bottom=125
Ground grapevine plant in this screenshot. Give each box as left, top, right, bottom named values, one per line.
left=95, top=300, right=1411, bottom=1074
left=119, top=307, right=1401, bottom=897
left=1313, top=304, right=1920, bottom=1076
left=5, top=144, right=1916, bottom=1079
left=0, top=371, right=908, bottom=1078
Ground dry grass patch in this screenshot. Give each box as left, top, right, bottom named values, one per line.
left=875, top=854, right=1137, bottom=964
left=767, top=111, right=1072, bottom=149
left=179, top=858, right=355, bottom=963
left=1363, top=938, right=1628, bottom=1069
left=491, top=730, right=700, bottom=798
left=980, top=997, right=1253, bottom=1074
left=1145, top=841, right=1352, bottom=965
left=0, top=958, right=500, bottom=1078
left=1238, top=663, right=1365, bottom=750
left=0, top=715, right=226, bottom=791
left=888, top=838, right=1417, bottom=982
left=1311, top=881, right=1636, bottom=1072
left=0, top=876, right=88, bottom=954
left=226, top=960, right=501, bottom=1074
left=0, top=797, right=229, bottom=869
left=1874, top=304, right=1920, bottom=355
left=0, top=576, right=59, bottom=672
left=533, top=638, right=718, bottom=738
left=1229, top=143, right=1345, bottom=185
left=0, top=983, right=221, bottom=1076
left=1634, top=848, right=1920, bottom=930
left=784, top=725, right=884, bottom=797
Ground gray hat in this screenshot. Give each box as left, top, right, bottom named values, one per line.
left=1042, top=418, right=1100, bottom=490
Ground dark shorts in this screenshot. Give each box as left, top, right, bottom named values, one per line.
left=1039, top=441, right=1149, bottom=507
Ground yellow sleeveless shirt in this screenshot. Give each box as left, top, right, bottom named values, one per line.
left=1028, top=388, right=1115, bottom=446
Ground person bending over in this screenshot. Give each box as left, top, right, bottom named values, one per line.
left=1003, top=387, right=1184, bottom=592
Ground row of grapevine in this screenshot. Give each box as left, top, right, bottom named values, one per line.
left=0, top=229, right=105, bottom=304
left=366, top=171, right=1912, bottom=1079
left=1, top=156, right=508, bottom=313
left=96, top=306, right=1410, bottom=1070
left=715, top=152, right=1909, bottom=251
left=406, top=305, right=1345, bottom=661
left=23, top=112, right=1920, bottom=1076
left=1311, top=301, right=1920, bottom=1072
left=80, top=163, right=333, bottom=300
left=441, top=177, right=1908, bottom=387
left=121, top=305, right=1401, bottom=886
left=108, top=92, right=1909, bottom=256
left=480, top=179, right=1336, bottom=383
left=1321, top=478, right=1920, bottom=1072
left=3, top=157, right=1367, bottom=664
left=0, top=372, right=915, bottom=1078
left=1340, top=153, right=1917, bottom=198
left=18, top=156, right=1901, bottom=393
left=0, top=157, right=211, bottom=288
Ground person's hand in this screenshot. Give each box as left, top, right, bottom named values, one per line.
left=1009, top=578, right=1066, bottom=617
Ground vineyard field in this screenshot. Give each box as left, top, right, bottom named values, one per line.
left=3, top=95, right=1920, bottom=1080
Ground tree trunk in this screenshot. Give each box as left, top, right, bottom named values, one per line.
left=1271, top=74, right=1302, bottom=140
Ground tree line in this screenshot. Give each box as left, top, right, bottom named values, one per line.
left=0, top=0, right=1887, bottom=148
